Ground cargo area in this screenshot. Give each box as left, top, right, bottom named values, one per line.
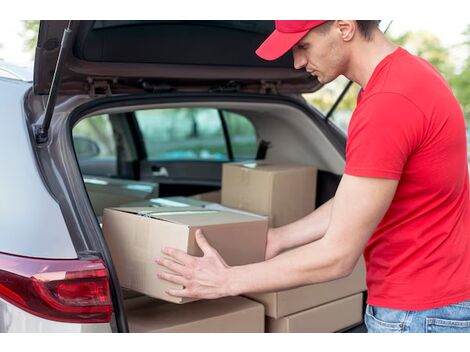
left=71, top=98, right=367, bottom=332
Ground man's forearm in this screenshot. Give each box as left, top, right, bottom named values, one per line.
left=228, top=231, right=347, bottom=296
left=271, top=197, right=334, bottom=254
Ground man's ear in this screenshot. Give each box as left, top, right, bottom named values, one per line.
left=336, top=20, right=356, bottom=42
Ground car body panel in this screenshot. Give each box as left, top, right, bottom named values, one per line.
left=0, top=62, right=33, bottom=82
left=0, top=78, right=77, bottom=259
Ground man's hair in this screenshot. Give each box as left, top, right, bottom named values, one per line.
left=356, top=20, right=381, bottom=40
left=316, top=20, right=381, bottom=41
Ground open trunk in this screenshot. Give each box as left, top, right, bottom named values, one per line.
left=68, top=95, right=350, bottom=332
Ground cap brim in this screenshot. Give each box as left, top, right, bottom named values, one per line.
left=255, top=29, right=310, bottom=61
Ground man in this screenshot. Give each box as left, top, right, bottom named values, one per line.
left=156, top=20, right=470, bottom=333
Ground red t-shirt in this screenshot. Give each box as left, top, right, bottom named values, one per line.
left=344, top=47, right=470, bottom=310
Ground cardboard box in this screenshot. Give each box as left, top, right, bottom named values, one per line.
left=126, top=296, right=264, bottom=333
left=221, top=161, right=317, bottom=227
left=102, top=206, right=268, bottom=304
left=266, top=293, right=364, bottom=333
left=244, top=256, right=367, bottom=318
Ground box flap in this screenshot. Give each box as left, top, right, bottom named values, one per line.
left=109, top=206, right=266, bottom=226
left=226, top=161, right=317, bottom=173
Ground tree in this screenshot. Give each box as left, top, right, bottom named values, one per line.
left=20, top=20, right=40, bottom=60
left=390, top=30, right=455, bottom=77
left=449, top=24, right=470, bottom=125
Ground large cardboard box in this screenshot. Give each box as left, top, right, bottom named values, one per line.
left=266, top=293, right=364, bottom=333
left=126, top=295, right=264, bottom=333
left=221, top=161, right=317, bottom=227
left=103, top=206, right=268, bottom=304
left=245, top=256, right=367, bottom=318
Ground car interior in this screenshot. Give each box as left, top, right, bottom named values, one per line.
left=73, top=100, right=345, bottom=218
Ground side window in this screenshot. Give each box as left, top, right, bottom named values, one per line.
left=303, top=76, right=361, bottom=134
left=326, top=81, right=361, bottom=134
left=135, top=108, right=228, bottom=161
left=72, top=114, right=117, bottom=174
left=222, top=111, right=258, bottom=161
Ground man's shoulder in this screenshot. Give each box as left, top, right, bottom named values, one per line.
left=356, top=91, right=423, bottom=117
left=372, top=49, right=449, bottom=104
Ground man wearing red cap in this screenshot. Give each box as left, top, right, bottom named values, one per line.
left=157, top=21, right=470, bottom=333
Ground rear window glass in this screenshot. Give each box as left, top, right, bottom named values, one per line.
left=135, top=107, right=258, bottom=162
left=135, top=108, right=229, bottom=161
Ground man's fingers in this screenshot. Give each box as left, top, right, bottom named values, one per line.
left=157, top=271, right=188, bottom=287
left=156, top=256, right=190, bottom=277
left=160, top=246, right=193, bottom=266
left=195, top=229, right=214, bottom=255
left=165, top=288, right=193, bottom=298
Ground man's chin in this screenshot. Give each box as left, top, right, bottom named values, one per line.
left=315, top=76, right=327, bottom=84
left=316, top=75, right=335, bottom=85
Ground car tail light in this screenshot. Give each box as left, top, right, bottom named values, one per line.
left=0, top=252, right=112, bottom=323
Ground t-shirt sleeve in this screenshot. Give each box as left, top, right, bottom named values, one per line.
left=344, top=92, right=425, bottom=180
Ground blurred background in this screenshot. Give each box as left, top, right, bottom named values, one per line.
left=1, top=20, right=468, bottom=164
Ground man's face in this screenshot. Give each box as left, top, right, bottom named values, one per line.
left=292, top=23, right=348, bottom=84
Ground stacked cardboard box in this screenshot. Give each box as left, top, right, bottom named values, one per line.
left=221, top=161, right=366, bottom=332
left=125, top=295, right=265, bottom=333
left=221, top=161, right=317, bottom=227
left=245, top=257, right=367, bottom=332
left=245, top=256, right=367, bottom=319
left=266, top=293, right=364, bottom=333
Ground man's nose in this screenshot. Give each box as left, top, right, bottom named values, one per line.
left=293, top=52, right=307, bottom=70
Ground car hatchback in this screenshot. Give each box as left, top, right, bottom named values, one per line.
left=0, top=20, right=363, bottom=333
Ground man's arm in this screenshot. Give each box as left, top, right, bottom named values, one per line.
left=266, top=197, right=334, bottom=259
left=157, top=174, right=398, bottom=299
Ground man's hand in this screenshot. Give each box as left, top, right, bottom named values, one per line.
left=156, top=229, right=233, bottom=299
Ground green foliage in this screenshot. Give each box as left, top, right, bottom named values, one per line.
left=392, top=31, right=454, bottom=76
left=21, top=20, right=40, bottom=60
left=449, top=24, right=470, bottom=124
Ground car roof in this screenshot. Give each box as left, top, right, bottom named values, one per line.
left=0, top=61, right=33, bottom=82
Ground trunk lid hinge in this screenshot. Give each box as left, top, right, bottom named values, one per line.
left=259, top=80, right=280, bottom=95
left=88, top=78, right=114, bottom=97
left=35, top=21, right=74, bottom=145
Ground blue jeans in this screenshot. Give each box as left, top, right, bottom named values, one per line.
left=365, top=298, right=470, bottom=333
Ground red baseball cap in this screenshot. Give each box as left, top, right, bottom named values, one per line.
left=256, top=20, right=329, bottom=61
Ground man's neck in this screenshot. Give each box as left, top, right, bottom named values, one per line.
left=343, top=33, right=399, bottom=89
